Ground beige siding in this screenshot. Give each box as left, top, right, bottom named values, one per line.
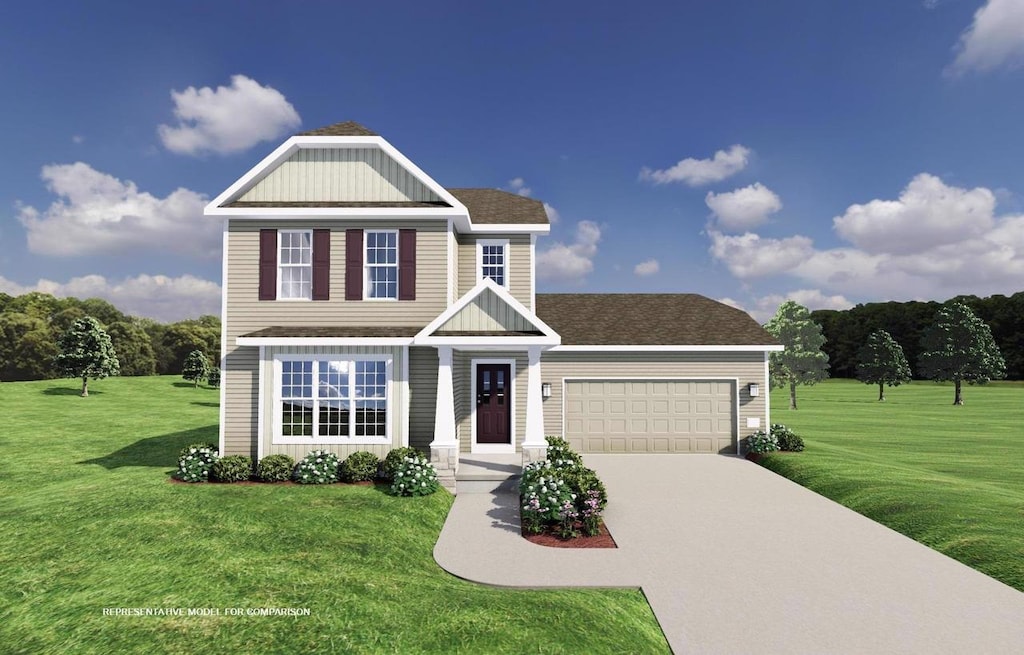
left=454, top=351, right=527, bottom=453
left=539, top=351, right=769, bottom=452
left=438, top=288, right=536, bottom=332
left=239, top=148, right=441, bottom=203
left=408, top=347, right=438, bottom=451
left=456, top=234, right=532, bottom=307
left=223, top=347, right=259, bottom=459
left=255, top=346, right=405, bottom=461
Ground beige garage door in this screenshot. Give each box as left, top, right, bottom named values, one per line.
left=564, top=380, right=736, bottom=454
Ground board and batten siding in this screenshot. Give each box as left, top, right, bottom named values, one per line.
left=438, top=288, right=536, bottom=332
left=258, top=345, right=406, bottom=461
left=454, top=350, right=527, bottom=453
left=539, top=351, right=769, bottom=443
left=456, top=234, right=532, bottom=307
left=408, top=346, right=438, bottom=451
left=239, top=148, right=442, bottom=203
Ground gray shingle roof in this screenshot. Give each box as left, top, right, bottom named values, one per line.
left=240, top=326, right=419, bottom=339
left=448, top=188, right=549, bottom=225
left=535, top=294, right=779, bottom=346
left=297, top=121, right=378, bottom=137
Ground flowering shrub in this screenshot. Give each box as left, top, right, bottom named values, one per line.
left=556, top=499, right=580, bottom=540
left=340, top=451, right=380, bottom=482
left=771, top=423, right=805, bottom=452
left=256, top=454, right=295, bottom=482
left=580, top=490, right=603, bottom=536
left=294, top=450, right=340, bottom=484
left=520, top=461, right=576, bottom=535
left=561, top=466, right=608, bottom=512
left=745, top=430, right=780, bottom=454
left=382, top=447, right=419, bottom=481
left=520, top=441, right=608, bottom=539
left=389, top=453, right=439, bottom=497
left=176, top=443, right=219, bottom=483
left=545, top=436, right=583, bottom=469
left=211, top=455, right=253, bottom=482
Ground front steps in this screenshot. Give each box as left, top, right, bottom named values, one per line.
left=455, top=454, right=522, bottom=494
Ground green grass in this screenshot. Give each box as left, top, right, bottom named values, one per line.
left=764, top=378, right=1024, bottom=591
left=0, top=376, right=667, bottom=654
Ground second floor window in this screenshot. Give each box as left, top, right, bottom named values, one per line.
left=365, top=230, right=398, bottom=299
left=479, top=239, right=509, bottom=287
left=279, top=230, right=312, bottom=300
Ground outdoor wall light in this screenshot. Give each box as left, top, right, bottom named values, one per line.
left=541, top=382, right=552, bottom=399
left=748, top=383, right=760, bottom=397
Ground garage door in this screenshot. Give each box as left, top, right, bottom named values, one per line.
left=564, top=380, right=736, bottom=454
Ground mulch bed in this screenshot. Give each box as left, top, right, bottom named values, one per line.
left=521, top=520, right=617, bottom=549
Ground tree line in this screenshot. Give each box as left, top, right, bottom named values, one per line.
left=0, top=291, right=220, bottom=382
left=810, top=292, right=1024, bottom=381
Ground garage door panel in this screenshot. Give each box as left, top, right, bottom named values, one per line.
left=565, top=379, right=735, bottom=454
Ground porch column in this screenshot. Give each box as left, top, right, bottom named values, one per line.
left=522, top=346, right=548, bottom=465
left=429, top=346, right=458, bottom=491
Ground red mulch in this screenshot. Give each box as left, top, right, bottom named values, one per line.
left=521, top=520, right=617, bottom=549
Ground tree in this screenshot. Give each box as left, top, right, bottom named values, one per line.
left=764, top=301, right=830, bottom=410
left=0, top=312, right=57, bottom=381
left=207, top=366, right=221, bottom=388
left=106, top=321, right=157, bottom=376
left=856, top=329, right=911, bottom=401
left=164, top=320, right=220, bottom=374
left=182, top=350, right=210, bottom=388
left=53, top=317, right=120, bottom=396
left=918, top=302, right=1006, bottom=405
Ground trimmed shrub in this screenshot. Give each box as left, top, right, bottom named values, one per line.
left=256, top=454, right=295, bottom=482
left=176, top=443, right=219, bottom=483
left=545, top=435, right=583, bottom=469
left=211, top=455, right=253, bottom=482
left=294, top=450, right=340, bottom=484
left=520, top=461, right=574, bottom=534
left=340, top=451, right=380, bottom=483
left=562, top=465, right=608, bottom=511
left=382, top=447, right=420, bottom=481
left=744, top=430, right=779, bottom=454
left=207, top=367, right=221, bottom=388
left=772, top=423, right=805, bottom=452
left=389, top=453, right=439, bottom=497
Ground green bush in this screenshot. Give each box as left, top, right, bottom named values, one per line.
left=545, top=435, right=583, bottom=469
left=562, top=466, right=608, bottom=511
left=256, top=454, right=295, bottom=482
left=211, top=455, right=253, bottom=482
left=175, top=443, right=219, bottom=483
left=207, top=367, right=221, bottom=388
left=340, top=451, right=380, bottom=482
left=383, top=447, right=420, bottom=481
left=520, top=461, right=574, bottom=534
left=744, top=430, right=779, bottom=454
left=294, top=450, right=340, bottom=484
left=389, top=453, right=439, bottom=497
left=772, top=423, right=805, bottom=452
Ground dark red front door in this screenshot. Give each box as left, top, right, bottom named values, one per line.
left=476, top=364, right=511, bottom=444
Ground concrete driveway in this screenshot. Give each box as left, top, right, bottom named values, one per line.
left=434, top=455, right=1024, bottom=654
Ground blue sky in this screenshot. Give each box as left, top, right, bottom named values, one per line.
left=2, top=0, right=1023, bottom=321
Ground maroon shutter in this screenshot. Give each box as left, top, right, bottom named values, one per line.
left=312, top=229, right=330, bottom=301
left=258, top=229, right=277, bottom=301
left=398, top=229, right=416, bottom=301
left=345, top=229, right=363, bottom=300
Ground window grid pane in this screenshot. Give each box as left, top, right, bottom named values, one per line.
left=481, top=244, right=505, bottom=286
left=279, top=231, right=312, bottom=299
left=366, top=231, right=398, bottom=299
left=280, top=359, right=387, bottom=440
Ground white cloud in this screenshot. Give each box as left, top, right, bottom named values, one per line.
left=708, top=231, right=815, bottom=278
left=158, top=75, right=301, bottom=156
left=947, top=0, right=1024, bottom=76
left=537, top=220, right=601, bottom=284
left=0, top=274, right=221, bottom=322
left=640, top=145, right=751, bottom=187
left=705, top=182, right=782, bottom=231
left=722, top=290, right=854, bottom=323
left=507, top=177, right=532, bottom=197
left=17, top=162, right=218, bottom=258
left=634, top=259, right=660, bottom=276
left=833, top=173, right=995, bottom=254
left=543, top=202, right=560, bottom=224
left=71, top=135, right=84, bottom=144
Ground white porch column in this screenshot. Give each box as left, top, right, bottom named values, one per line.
left=522, top=346, right=548, bottom=464
left=429, top=346, right=458, bottom=491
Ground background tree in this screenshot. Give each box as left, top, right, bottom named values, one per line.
left=764, top=301, right=830, bottom=409
left=0, top=312, right=57, bottom=380
left=53, top=317, right=120, bottom=396
left=182, top=350, right=210, bottom=388
left=164, top=320, right=220, bottom=374
left=856, top=329, right=911, bottom=401
left=106, top=321, right=157, bottom=376
left=918, top=302, right=1005, bottom=405
left=207, top=366, right=221, bottom=388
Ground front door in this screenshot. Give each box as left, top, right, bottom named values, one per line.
left=476, top=364, right=511, bottom=444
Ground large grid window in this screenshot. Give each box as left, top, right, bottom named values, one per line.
left=279, top=231, right=312, bottom=300
left=365, top=231, right=398, bottom=299
left=479, top=240, right=508, bottom=287
left=277, top=358, right=389, bottom=442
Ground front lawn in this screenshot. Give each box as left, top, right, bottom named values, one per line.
left=764, top=378, right=1024, bottom=591
left=0, top=376, right=668, bottom=654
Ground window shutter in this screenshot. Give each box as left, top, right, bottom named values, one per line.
left=312, top=229, right=330, bottom=301
left=345, top=229, right=363, bottom=300
left=258, top=229, right=277, bottom=301
left=398, top=229, right=416, bottom=301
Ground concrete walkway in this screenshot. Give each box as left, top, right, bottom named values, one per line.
left=434, top=455, right=1024, bottom=654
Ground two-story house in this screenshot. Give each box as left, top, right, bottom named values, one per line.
left=205, top=121, right=782, bottom=490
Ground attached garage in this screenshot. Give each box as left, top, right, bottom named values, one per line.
left=564, top=379, right=736, bottom=454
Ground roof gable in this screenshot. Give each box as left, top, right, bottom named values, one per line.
left=297, top=121, right=378, bottom=136
left=416, top=278, right=559, bottom=345
left=447, top=189, right=548, bottom=225
left=437, top=287, right=541, bottom=333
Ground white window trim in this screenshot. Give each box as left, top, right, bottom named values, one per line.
left=364, top=228, right=399, bottom=301
left=277, top=229, right=313, bottom=301
left=470, top=357, right=516, bottom=454
left=476, top=238, right=509, bottom=289
left=271, top=353, right=393, bottom=445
